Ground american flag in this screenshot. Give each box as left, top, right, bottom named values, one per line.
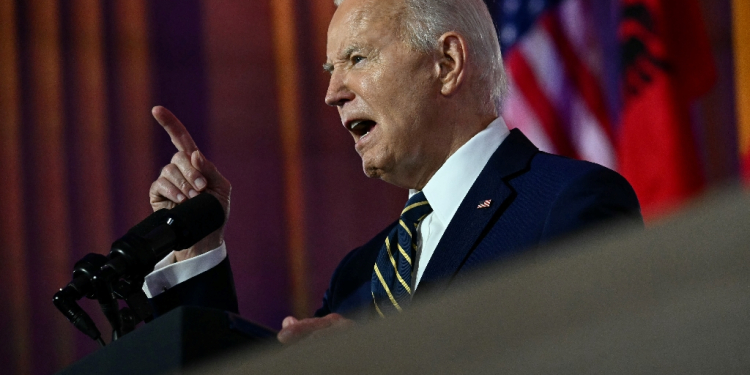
left=477, top=199, right=492, bottom=209
left=488, top=0, right=617, bottom=170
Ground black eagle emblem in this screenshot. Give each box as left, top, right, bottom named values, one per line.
left=621, top=3, right=671, bottom=97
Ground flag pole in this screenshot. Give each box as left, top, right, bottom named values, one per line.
left=732, top=0, right=750, bottom=182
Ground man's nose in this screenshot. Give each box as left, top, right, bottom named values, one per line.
left=325, top=72, right=354, bottom=107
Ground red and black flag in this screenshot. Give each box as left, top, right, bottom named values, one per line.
left=618, top=0, right=716, bottom=218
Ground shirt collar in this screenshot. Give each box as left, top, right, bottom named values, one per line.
left=410, top=116, right=510, bottom=225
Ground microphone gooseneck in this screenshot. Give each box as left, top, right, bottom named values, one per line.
left=52, top=253, right=108, bottom=343
left=53, top=193, right=225, bottom=344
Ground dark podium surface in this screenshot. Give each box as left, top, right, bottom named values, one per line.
left=57, top=306, right=278, bottom=375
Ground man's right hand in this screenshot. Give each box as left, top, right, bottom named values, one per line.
left=148, top=106, right=232, bottom=262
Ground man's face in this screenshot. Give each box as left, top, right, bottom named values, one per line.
left=324, top=0, right=443, bottom=189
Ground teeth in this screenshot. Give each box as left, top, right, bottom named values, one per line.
left=350, top=120, right=373, bottom=130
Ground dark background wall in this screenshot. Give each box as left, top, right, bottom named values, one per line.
left=0, top=0, right=739, bottom=374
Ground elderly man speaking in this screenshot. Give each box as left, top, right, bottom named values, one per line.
left=144, top=0, right=641, bottom=344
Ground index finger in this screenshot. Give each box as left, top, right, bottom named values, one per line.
left=152, top=106, right=199, bottom=153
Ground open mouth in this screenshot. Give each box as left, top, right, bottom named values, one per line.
left=348, top=119, right=377, bottom=141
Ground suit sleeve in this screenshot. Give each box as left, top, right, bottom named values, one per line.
left=313, top=244, right=370, bottom=318
left=314, top=222, right=397, bottom=319
left=149, top=256, right=239, bottom=316
left=541, top=167, right=643, bottom=242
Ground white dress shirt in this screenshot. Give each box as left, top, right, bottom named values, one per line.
left=411, top=116, right=509, bottom=288
left=143, top=117, right=510, bottom=298
left=143, top=241, right=227, bottom=298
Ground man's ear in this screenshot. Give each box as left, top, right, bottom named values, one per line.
left=436, top=32, right=467, bottom=97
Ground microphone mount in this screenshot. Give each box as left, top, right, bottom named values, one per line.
left=53, top=193, right=225, bottom=345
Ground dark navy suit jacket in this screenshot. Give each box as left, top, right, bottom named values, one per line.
left=151, top=129, right=642, bottom=319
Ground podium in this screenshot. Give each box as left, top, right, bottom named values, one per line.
left=57, top=306, right=278, bottom=375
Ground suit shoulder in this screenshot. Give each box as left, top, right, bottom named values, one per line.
left=503, top=152, right=641, bottom=235
left=531, top=152, right=620, bottom=179
left=528, top=153, right=642, bottom=234
left=524, top=152, right=635, bottom=194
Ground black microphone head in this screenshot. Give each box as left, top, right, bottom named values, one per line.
left=127, top=208, right=170, bottom=237
left=73, top=253, right=108, bottom=279
left=71, top=253, right=109, bottom=299
left=165, top=193, right=225, bottom=250
left=107, top=193, right=226, bottom=278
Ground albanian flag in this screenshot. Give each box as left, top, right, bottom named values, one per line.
left=618, top=0, right=716, bottom=219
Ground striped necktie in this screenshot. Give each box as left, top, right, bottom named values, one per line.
left=371, top=191, right=433, bottom=317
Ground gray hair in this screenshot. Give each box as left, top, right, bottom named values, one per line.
left=334, top=0, right=507, bottom=113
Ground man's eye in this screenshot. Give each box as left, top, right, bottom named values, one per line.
left=352, top=56, right=365, bottom=64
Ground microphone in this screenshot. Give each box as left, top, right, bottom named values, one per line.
left=53, top=253, right=109, bottom=344
left=94, top=193, right=224, bottom=340
left=54, top=193, right=225, bottom=343
left=100, top=192, right=226, bottom=281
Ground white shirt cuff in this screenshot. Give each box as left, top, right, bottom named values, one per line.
left=142, top=242, right=227, bottom=298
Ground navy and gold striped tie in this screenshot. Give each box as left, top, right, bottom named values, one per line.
left=371, top=191, right=432, bottom=317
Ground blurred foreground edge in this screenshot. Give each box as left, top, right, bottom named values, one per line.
left=189, top=186, right=750, bottom=375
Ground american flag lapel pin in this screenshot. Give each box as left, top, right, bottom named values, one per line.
left=477, top=199, right=492, bottom=209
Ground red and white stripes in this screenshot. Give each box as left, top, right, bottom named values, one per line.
left=502, top=0, right=616, bottom=169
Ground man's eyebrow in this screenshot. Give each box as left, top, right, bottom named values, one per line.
left=322, top=44, right=363, bottom=73
left=340, top=45, right=361, bottom=60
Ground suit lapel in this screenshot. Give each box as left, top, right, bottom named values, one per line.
left=416, top=129, right=538, bottom=297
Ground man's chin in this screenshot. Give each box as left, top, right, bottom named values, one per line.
left=362, top=157, right=390, bottom=180
left=363, top=164, right=411, bottom=189
left=362, top=159, right=411, bottom=188
left=362, top=164, right=383, bottom=179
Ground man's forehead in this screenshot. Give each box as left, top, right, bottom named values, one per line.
left=330, top=0, right=391, bottom=36
left=334, top=0, right=403, bottom=21
left=327, top=0, right=403, bottom=57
